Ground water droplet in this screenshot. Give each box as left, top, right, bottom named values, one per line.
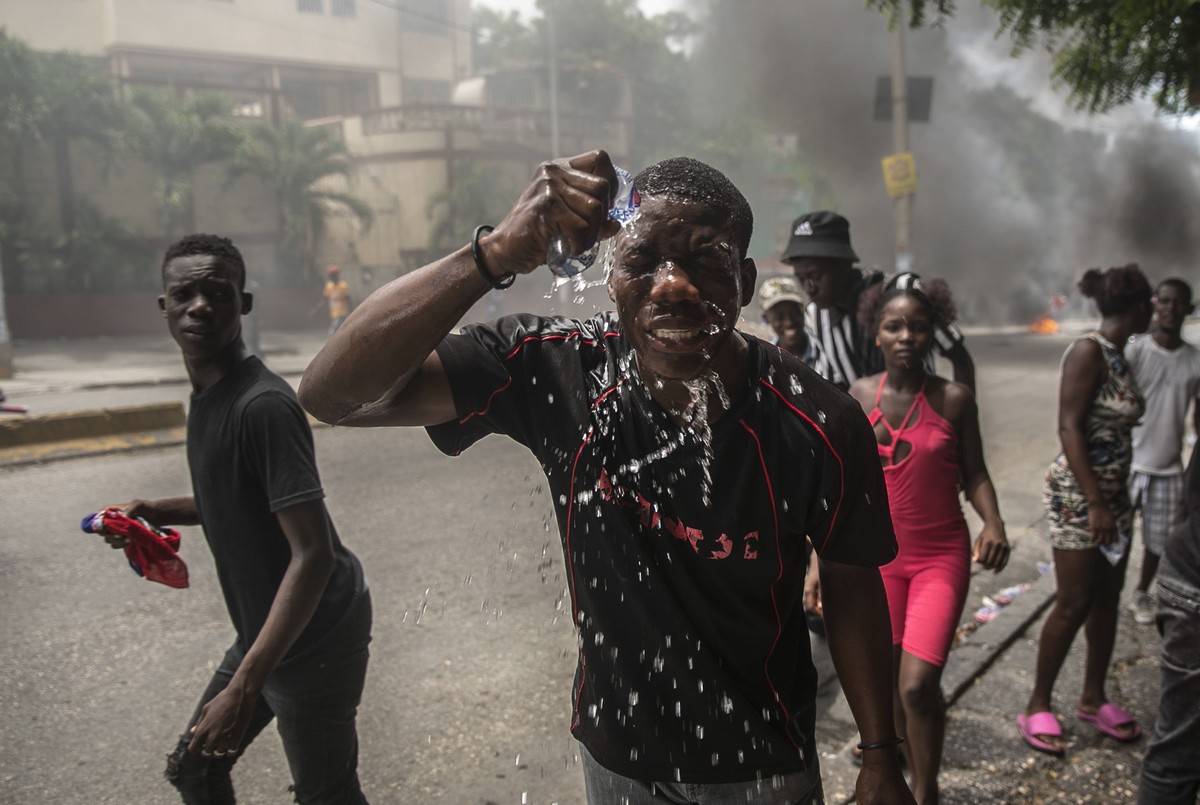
left=628, top=691, right=639, bottom=706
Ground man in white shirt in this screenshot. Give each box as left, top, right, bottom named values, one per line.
left=1126, top=277, right=1200, bottom=624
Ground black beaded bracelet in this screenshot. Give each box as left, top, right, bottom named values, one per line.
left=472, top=225, right=514, bottom=290
left=857, top=737, right=906, bottom=751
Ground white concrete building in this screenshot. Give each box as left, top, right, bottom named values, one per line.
left=0, top=0, right=471, bottom=121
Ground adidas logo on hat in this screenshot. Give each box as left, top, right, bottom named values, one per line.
left=782, top=211, right=859, bottom=262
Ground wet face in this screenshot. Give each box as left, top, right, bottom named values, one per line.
left=159, top=254, right=251, bottom=360
left=876, top=294, right=934, bottom=370
left=764, top=301, right=806, bottom=355
left=607, top=194, right=755, bottom=382
left=790, top=257, right=846, bottom=309
left=1152, top=283, right=1192, bottom=332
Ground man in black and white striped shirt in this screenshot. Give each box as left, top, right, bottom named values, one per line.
left=781, top=211, right=975, bottom=393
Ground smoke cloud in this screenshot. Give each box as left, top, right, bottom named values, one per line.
left=688, top=0, right=1200, bottom=322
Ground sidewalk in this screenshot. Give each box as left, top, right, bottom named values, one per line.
left=0, top=330, right=329, bottom=465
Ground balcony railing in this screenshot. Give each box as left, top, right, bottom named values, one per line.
left=359, top=103, right=627, bottom=146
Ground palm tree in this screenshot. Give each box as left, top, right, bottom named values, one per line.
left=0, top=29, right=127, bottom=290
left=34, top=49, right=127, bottom=235
left=126, top=88, right=244, bottom=240
left=425, top=160, right=520, bottom=253
left=227, top=120, right=373, bottom=283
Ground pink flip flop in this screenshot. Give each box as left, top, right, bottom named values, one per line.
left=1017, top=711, right=1065, bottom=756
left=1077, top=703, right=1141, bottom=742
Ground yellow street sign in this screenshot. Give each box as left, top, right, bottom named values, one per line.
left=882, top=151, right=917, bottom=197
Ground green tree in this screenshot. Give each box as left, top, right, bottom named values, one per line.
left=0, top=29, right=41, bottom=292
left=471, top=0, right=699, bottom=167
left=33, top=49, right=127, bottom=234
left=425, top=160, right=523, bottom=253
left=227, top=120, right=373, bottom=282
left=868, top=0, right=1200, bottom=113
left=0, top=28, right=129, bottom=290
left=126, top=88, right=244, bottom=239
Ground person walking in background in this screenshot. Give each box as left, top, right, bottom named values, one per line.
left=846, top=279, right=1009, bottom=804
left=1020, top=264, right=1153, bottom=756
left=782, top=211, right=975, bottom=393
left=86, top=234, right=372, bottom=804
left=1125, top=278, right=1200, bottom=625
left=758, top=274, right=811, bottom=359
left=324, top=265, right=353, bottom=334
left=299, top=151, right=915, bottom=804
left=1137, top=447, right=1200, bottom=803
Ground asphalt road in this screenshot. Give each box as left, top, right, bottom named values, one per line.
left=0, top=330, right=1097, bottom=804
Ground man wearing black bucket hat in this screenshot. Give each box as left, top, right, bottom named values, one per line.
left=783, top=211, right=974, bottom=393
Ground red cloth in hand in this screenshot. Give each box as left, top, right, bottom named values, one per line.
left=81, top=508, right=189, bottom=588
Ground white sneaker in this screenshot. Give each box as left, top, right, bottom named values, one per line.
left=1130, top=591, right=1155, bottom=625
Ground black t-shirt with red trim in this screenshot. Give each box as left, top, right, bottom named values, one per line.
left=428, top=311, right=896, bottom=784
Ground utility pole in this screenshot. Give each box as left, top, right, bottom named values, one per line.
left=547, top=0, right=561, bottom=159
left=890, top=16, right=912, bottom=273
left=0, top=252, right=12, bottom=379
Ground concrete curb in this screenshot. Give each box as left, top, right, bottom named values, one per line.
left=0, top=402, right=186, bottom=448
left=823, top=573, right=1057, bottom=804
left=0, top=427, right=188, bottom=468
left=0, top=404, right=330, bottom=468
left=943, top=572, right=1057, bottom=706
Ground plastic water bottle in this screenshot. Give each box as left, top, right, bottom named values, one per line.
left=546, top=166, right=638, bottom=277
left=1099, top=530, right=1130, bottom=567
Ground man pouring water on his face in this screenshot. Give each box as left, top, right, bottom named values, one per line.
left=299, top=151, right=914, bottom=804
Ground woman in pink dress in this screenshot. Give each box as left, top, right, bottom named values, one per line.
left=847, top=280, right=1010, bottom=804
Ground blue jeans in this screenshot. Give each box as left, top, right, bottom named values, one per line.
left=165, top=593, right=372, bottom=804
left=580, top=744, right=824, bottom=804
left=1138, top=582, right=1200, bottom=805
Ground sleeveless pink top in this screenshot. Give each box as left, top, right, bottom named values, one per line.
left=868, top=378, right=969, bottom=546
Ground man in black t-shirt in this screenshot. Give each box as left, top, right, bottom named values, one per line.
left=782, top=211, right=975, bottom=393
left=301, top=153, right=913, bottom=804
left=87, top=234, right=371, bottom=804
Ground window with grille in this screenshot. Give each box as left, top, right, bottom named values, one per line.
left=297, top=0, right=323, bottom=13
left=332, top=0, right=356, bottom=17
